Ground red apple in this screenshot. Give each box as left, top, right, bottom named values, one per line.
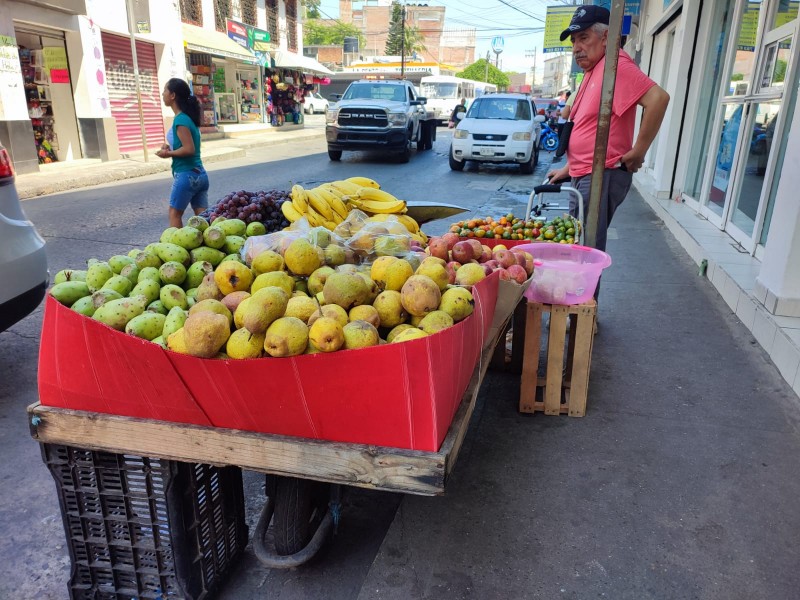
left=519, top=252, right=534, bottom=276
left=479, top=246, right=493, bottom=263
left=442, top=232, right=460, bottom=250
left=482, top=264, right=494, bottom=276
left=507, top=264, right=528, bottom=284
left=485, top=259, right=499, bottom=269
left=466, top=238, right=483, bottom=258
left=451, top=241, right=474, bottom=263
left=495, top=268, right=511, bottom=281
left=494, top=249, right=517, bottom=269
left=445, top=263, right=458, bottom=284
left=447, top=260, right=462, bottom=271
left=428, top=237, right=450, bottom=261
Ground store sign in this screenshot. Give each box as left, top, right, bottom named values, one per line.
left=226, top=19, right=249, bottom=49
left=0, top=35, right=26, bottom=121
left=43, top=47, right=68, bottom=70
left=737, top=1, right=761, bottom=51
left=226, top=18, right=271, bottom=52
left=77, top=15, right=112, bottom=117
left=50, top=69, right=69, bottom=84
left=544, top=6, right=578, bottom=53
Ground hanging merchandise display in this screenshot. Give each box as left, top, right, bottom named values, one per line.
left=189, top=53, right=215, bottom=128
left=264, top=68, right=311, bottom=126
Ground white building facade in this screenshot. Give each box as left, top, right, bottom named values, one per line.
left=631, top=0, right=800, bottom=393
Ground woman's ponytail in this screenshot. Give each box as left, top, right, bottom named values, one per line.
left=166, top=78, right=201, bottom=127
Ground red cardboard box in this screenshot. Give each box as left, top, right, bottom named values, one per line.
left=38, top=275, right=499, bottom=451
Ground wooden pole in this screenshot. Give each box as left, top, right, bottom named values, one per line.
left=125, top=0, right=149, bottom=162
left=584, top=0, right=624, bottom=248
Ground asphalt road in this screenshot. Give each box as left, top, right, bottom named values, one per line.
left=0, top=128, right=556, bottom=599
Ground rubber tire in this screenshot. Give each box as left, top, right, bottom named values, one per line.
left=273, top=477, right=330, bottom=556
left=543, top=136, right=558, bottom=152
left=328, top=149, right=342, bottom=161
left=308, top=105, right=315, bottom=115
left=533, top=144, right=539, bottom=167
left=449, top=146, right=465, bottom=171
left=520, top=149, right=535, bottom=174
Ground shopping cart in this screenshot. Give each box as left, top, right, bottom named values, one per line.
left=524, top=177, right=585, bottom=245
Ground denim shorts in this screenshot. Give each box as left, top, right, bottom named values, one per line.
left=170, top=167, right=209, bottom=211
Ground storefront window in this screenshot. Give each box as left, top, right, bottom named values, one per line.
left=729, top=101, right=781, bottom=235
left=709, top=103, right=744, bottom=217
left=729, top=1, right=761, bottom=96
left=769, top=0, right=798, bottom=30
left=684, top=0, right=735, bottom=199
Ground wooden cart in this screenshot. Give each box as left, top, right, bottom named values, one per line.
left=29, top=323, right=507, bottom=571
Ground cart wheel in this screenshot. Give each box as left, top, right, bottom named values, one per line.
left=328, top=149, right=342, bottom=161
left=272, top=476, right=330, bottom=556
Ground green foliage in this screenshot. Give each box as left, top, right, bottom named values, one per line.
left=301, top=0, right=321, bottom=19
left=304, top=20, right=365, bottom=48
left=773, top=58, right=787, bottom=83
left=385, top=2, right=405, bottom=55
left=457, top=59, right=510, bottom=88
left=731, top=73, right=744, bottom=81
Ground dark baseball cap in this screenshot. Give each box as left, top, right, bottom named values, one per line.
left=560, top=5, right=611, bottom=41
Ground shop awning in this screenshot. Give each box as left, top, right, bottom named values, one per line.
left=272, top=50, right=333, bottom=75
left=182, top=23, right=257, bottom=62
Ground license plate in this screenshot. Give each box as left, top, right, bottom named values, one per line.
left=480, top=147, right=495, bottom=156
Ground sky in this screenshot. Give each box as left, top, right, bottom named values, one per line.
left=315, top=0, right=575, bottom=76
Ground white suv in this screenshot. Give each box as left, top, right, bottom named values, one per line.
left=303, top=91, right=329, bottom=115
left=449, top=93, right=545, bottom=174
left=0, top=144, right=48, bottom=332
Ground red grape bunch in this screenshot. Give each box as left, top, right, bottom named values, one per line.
left=202, top=190, right=291, bottom=232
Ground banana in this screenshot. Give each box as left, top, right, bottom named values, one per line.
left=291, top=185, right=308, bottom=211
left=306, top=188, right=335, bottom=221
left=330, top=180, right=362, bottom=196
left=323, top=220, right=338, bottom=231
left=281, top=201, right=303, bottom=222
left=345, top=176, right=381, bottom=189
left=355, top=187, right=401, bottom=204
left=321, top=184, right=346, bottom=199
left=315, top=186, right=349, bottom=220
left=305, top=205, right=323, bottom=227
left=398, top=215, right=420, bottom=233
left=355, top=199, right=406, bottom=214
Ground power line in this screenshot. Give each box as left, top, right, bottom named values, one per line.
left=495, top=0, right=545, bottom=22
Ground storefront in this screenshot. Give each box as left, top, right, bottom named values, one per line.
left=101, top=32, right=164, bottom=154
left=182, top=23, right=260, bottom=131
left=14, top=25, right=81, bottom=164
left=267, top=50, right=332, bottom=126
left=674, top=0, right=799, bottom=257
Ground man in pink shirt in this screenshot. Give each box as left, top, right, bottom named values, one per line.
left=547, top=5, right=669, bottom=252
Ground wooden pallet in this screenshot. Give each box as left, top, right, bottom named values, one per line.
left=519, top=300, right=597, bottom=416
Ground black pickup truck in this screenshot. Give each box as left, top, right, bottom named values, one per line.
left=325, top=79, right=436, bottom=162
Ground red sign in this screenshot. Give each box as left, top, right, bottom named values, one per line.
left=50, top=68, right=69, bottom=83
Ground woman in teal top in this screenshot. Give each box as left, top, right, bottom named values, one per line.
left=157, top=78, right=209, bottom=227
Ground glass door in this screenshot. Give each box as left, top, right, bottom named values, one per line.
left=698, top=0, right=797, bottom=252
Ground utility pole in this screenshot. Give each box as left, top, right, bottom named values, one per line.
left=484, top=50, right=490, bottom=82
left=400, top=4, right=406, bottom=79
left=525, top=47, right=537, bottom=89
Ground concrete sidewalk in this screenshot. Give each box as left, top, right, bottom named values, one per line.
left=15, top=124, right=324, bottom=200
left=357, top=188, right=800, bottom=599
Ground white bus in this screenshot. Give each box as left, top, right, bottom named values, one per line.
left=419, top=75, right=498, bottom=124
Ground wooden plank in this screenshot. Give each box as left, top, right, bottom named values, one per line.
left=29, top=403, right=447, bottom=496
left=519, top=302, right=543, bottom=413
left=567, top=304, right=596, bottom=417
left=544, top=305, right=568, bottom=415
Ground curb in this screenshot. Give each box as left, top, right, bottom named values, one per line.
left=16, top=128, right=324, bottom=200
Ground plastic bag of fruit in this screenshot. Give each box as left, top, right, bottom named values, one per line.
left=243, top=219, right=344, bottom=264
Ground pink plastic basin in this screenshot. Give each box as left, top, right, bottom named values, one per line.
left=516, top=243, right=612, bottom=305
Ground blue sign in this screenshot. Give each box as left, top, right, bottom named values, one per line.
left=594, top=0, right=641, bottom=17
left=491, top=36, right=504, bottom=54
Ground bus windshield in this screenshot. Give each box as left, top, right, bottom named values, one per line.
left=420, top=82, right=458, bottom=99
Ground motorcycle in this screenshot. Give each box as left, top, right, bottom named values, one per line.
left=539, top=122, right=559, bottom=152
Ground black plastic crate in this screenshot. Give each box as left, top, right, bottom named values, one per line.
left=42, top=444, right=248, bottom=600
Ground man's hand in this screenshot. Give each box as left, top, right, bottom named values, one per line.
left=547, top=164, right=570, bottom=182
left=620, top=150, right=645, bottom=173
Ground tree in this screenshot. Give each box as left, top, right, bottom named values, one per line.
left=385, top=2, right=405, bottom=55
left=385, top=2, right=426, bottom=57
left=457, top=59, right=510, bottom=88
left=304, top=20, right=365, bottom=48
left=301, top=0, right=321, bottom=19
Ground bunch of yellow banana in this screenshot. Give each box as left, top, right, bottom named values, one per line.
left=281, top=183, right=350, bottom=230
left=345, top=187, right=407, bottom=216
